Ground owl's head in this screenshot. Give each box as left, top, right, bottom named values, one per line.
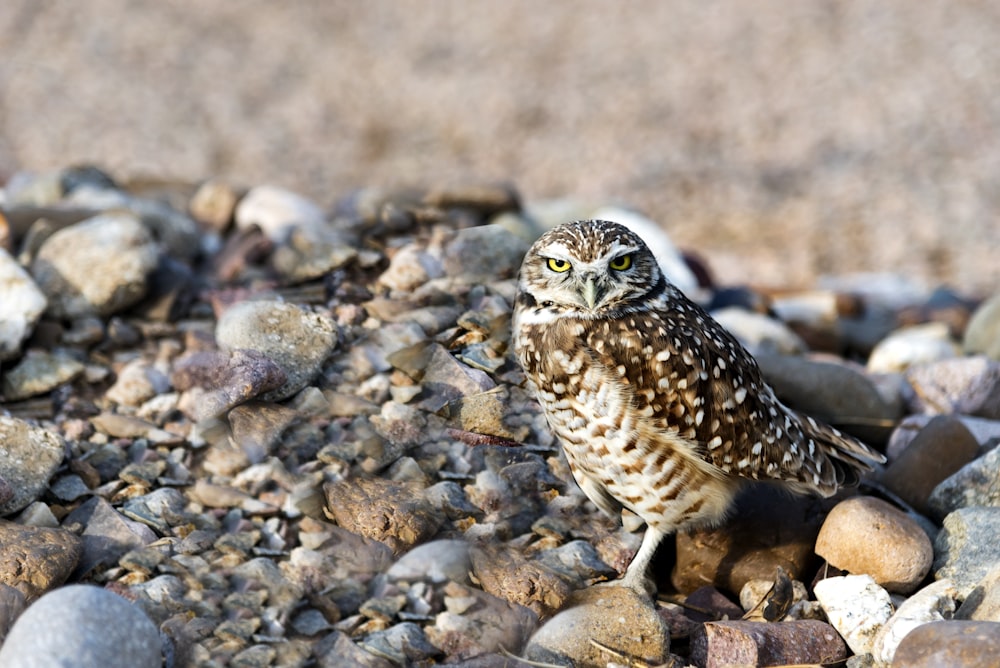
left=515, top=219, right=665, bottom=318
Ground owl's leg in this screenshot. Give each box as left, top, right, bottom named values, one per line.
left=619, top=526, right=668, bottom=593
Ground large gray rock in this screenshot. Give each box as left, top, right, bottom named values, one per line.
left=934, top=507, right=1000, bottom=597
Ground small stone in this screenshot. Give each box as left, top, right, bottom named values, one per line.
left=358, top=622, right=440, bottom=665
left=690, top=619, right=846, bottom=668
left=0, top=417, right=65, bottom=516
left=121, top=487, right=186, bottom=532
left=378, top=245, right=443, bottom=292
left=282, top=527, right=393, bottom=590
left=234, top=184, right=327, bottom=243
left=0, top=522, right=82, bottom=600
left=965, top=292, right=1000, bottom=360
left=105, top=359, right=171, bottom=407
left=470, top=544, right=571, bottom=617
left=324, top=478, right=441, bottom=555
left=64, top=497, right=157, bottom=580
left=709, top=308, right=808, bottom=356
left=0, top=584, right=27, bottom=644
left=0, top=248, right=47, bottom=362
left=934, top=506, right=1000, bottom=597
left=872, top=579, right=958, bottom=665
left=886, top=413, right=1000, bottom=460
left=894, top=620, right=1000, bottom=668
left=230, top=557, right=304, bottom=614
left=813, top=574, right=894, bottom=655
left=882, top=415, right=981, bottom=516
left=440, top=223, right=530, bottom=282
left=814, top=496, right=933, bottom=594
left=189, top=178, right=238, bottom=232
left=172, top=349, right=288, bottom=420
left=524, top=586, right=669, bottom=667
left=956, top=565, right=1000, bottom=622
left=0, top=584, right=162, bottom=668
left=216, top=300, right=337, bottom=402
left=928, top=445, right=1000, bottom=519
left=905, top=356, right=1000, bottom=419
left=534, top=540, right=617, bottom=587
left=314, top=630, right=395, bottom=668
left=1, top=349, right=85, bottom=401
left=386, top=539, right=472, bottom=584
left=30, top=212, right=159, bottom=318
left=426, top=582, right=537, bottom=661
left=866, top=322, right=960, bottom=373
left=228, top=401, right=300, bottom=464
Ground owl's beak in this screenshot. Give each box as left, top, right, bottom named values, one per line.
left=580, top=275, right=601, bottom=310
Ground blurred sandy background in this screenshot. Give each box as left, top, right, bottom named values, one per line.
left=2, top=1, right=999, bottom=293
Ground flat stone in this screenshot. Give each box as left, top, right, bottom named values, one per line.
left=710, top=308, right=808, bottom=356
left=524, top=586, right=669, bottom=667
left=324, top=478, right=441, bottom=555
left=882, top=415, right=981, bottom=516
left=470, top=543, right=571, bottom=617
left=813, top=574, right=893, bottom=655
left=0, top=584, right=162, bottom=668
left=30, top=212, right=158, bottom=318
left=928, top=445, right=1000, bottom=519
left=0, top=417, right=65, bottom=516
left=934, top=506, right=1000, bottom=597
left=873, top=579, right=959, bottom=665
left=64, top=497, right=157, bottom=580
left=815, top=496, right=932, bottom=594
left=0, top=248, right=47, bottom=362
left=964, top=292, right=1000, bottom=360
left=1, top=349, right=85, bottom=401
left=894, top=620, right=1000, bottom=668
left=0, top=522, right=81, bottom=600
left=689, top=619, right=847, bottom=668
left=314, top=630, right=395, bottom=668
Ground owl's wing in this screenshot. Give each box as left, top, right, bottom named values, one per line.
left=588, top=302, right=880, bottom=496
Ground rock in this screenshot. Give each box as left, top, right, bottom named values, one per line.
left=0, top=248, right=47, bottom=361
left=672, top=485, right=827, bottom=596
left=1, top=349, right=85, bottom=401
left=886, top=413, right=1000, bottom=460
left=815, top=496, right=932, bottom=594
left=965, top=292, right=1000, bottom=360
left=0, top=584, right=27, bottom=644
left=689, top=619, right=847, bottom=668
left=893, top=620, right=1000, bottom=668
left=440, top=223, right=530, bottom=282
left=469, top=543, right=571, bottom=617
left=189, top=178, right=238, bottom=231
left=881, top=415, right=981, bottom=515
left=216, top=299, right=337, bottom=402
left=64, top=497, right=158, bottom=580
left=105, top=358, right=171, bottom=407
left=813, top=574, right=894, bottom=655
left=524, top=586, right=670, bottom=667
left=957, top=565, right=1000, bottom=622
left=755, top=352, right=899, bottom=445
left=231, top=557, right=305, bottom=615
left=710, top=307, right=808, bottom=356
left=872, top=579, right=958, bottom=665
left=0, top=584, right=162, bottom=668
left=378, top=245, right=443, bottom=292
left=358, top=622, right=440, bottom=665
left=928, top=445, right=1000, bottom=519
left=424, top=582, right=537, bottom=662
left=234, top=184, right=327, bottom=243
left=934, top=507, right=1000, bottom=597
left=0, top=417, right=65, bottom=516
left=905, top=356, right=1000, bottom=419
left=282, top=527, right=393, bottom=594
left=314, top=630, right=396, bottom=668
left=867, top=322, right=960, bottom=373
left=0, top=522, right=82, bottom=600
left=30, top=212, right=159, bottom=318
left=386, top=539, right=473, bottom=584
left=172, top=349, right=288, bottom=420
left=324, top=478, right=442, bottom=555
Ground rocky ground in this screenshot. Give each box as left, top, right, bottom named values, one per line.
left=1, top=167, right=1000, bottom=666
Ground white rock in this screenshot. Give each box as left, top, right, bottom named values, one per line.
left=867, top=322, right=960, bottom=373
left=234, top=185, right=327, bottom=243
left=814, top=575, right=894, bottom=656
left=710, top=307, right=808, bottom=356
left=873, top=579, right=959, bottom=666
left=0, top=248, right=47, bottom=361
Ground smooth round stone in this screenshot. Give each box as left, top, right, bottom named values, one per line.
left=524, top=586, right=670, bottom=666
left=0, top=417, right=65, bottom=516
left=964, top=292, right=1000, bottom=361
left=815, top=496, right=932, bottom=594
left=30, top=212, right=159, bottom=318
left=234, top=185, right=327, bottom=243
left=867, top=322, right=960, bottom=373
left=894, top=620, right=1000, bottom=668
left=0, top=248, right=47, bottom=362
left=0, top=584, right=162, bottom=667
left=216, top=300, right=337, bottom=402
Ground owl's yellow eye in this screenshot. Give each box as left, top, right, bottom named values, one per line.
left=547, top=258, right=572, bottom=273
left=609, top=254, right=633, bottom=271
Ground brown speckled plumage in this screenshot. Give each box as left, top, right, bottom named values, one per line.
left=512, top=219, right=884, bottom=590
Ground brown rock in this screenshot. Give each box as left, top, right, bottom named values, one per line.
left=0, top=521, right=82, bottom=600
left=425, top=581, right=537, bottom=661
left=672, top=485, right=827, bottom=596
left=524, top=585, right=670, bottom=667
left=882, top=415, right=980, bottom=515
left=689, top=620, right=847, bottom=668
left=893, top=620, right=1000, bottom=668
left=469, top=543, right=571, bottom=617
left=815, top=496, right=933, bottom=594
left=324, top=478, right=442, bottom=555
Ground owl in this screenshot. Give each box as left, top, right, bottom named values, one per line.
left=512, top=219, right=885, bottom=591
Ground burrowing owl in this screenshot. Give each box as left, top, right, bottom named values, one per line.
left=513, top=219, right=885, bottom=591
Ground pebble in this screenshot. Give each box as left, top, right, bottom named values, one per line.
left=957, top=565, right=1000, bottom=622
left=0, top=584, right=162, bottom=667
left=813, top=574, right=894, bottom=655
left=881, top=415, right=981, bottom=515
left=524, top=586, right=670, bottom=667
left=928, top=445, right=1000, bottom=519
left=885, top=412, right=1000, bottom=460
left=64, top=497, right=157, bottom=579
left=425, top=581, right=537, bottom=661
left=0, top=522, right=82, bottom=600
left=105, top=358, right=172, bottom=407
left=30, top=212, right=159, bottom=318
left=172, top=349, right=288, bottom=420
left=386, top=539, right=473, bottom=584
left=0, top=349, right=85, bottom=401
left=894, top=620, right=1000, bottom=668
left=378, top=245, right=444, bottom=292
left=234, top=184, right=327, bottom=243
left=314, top=630, right=396, bottom=668
left=689, top=619, right=847, bottom=668
left=358, top=621, right=440, bottom=665
left=866, top=322, right=960, bottom=373
left=905, top=355, right=1000, bottom=419
left=469, top=543, right=571, bottom=617
left=934, top=506, right=1000, bottom=597
left=323, top=478, right=442, bottom=555
left=0, top=417, right=65, bottom=516
left=872, top=579, right=958, bottom=665
left=215, top=299, right=338, bottom=401
left=189, top=178, right=239, bottom=232
left=814, top=496, right=932, bottom=594
left=964, top=292, right=1000, bottom=360
left=709, top=307, right=808, bottom=356
left=0, top=248, right=46, bottom=362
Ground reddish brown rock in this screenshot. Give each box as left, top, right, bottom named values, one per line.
left=893, top=620, right=1000, bottom=668
left=689, top=620, right=847, bottom=668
